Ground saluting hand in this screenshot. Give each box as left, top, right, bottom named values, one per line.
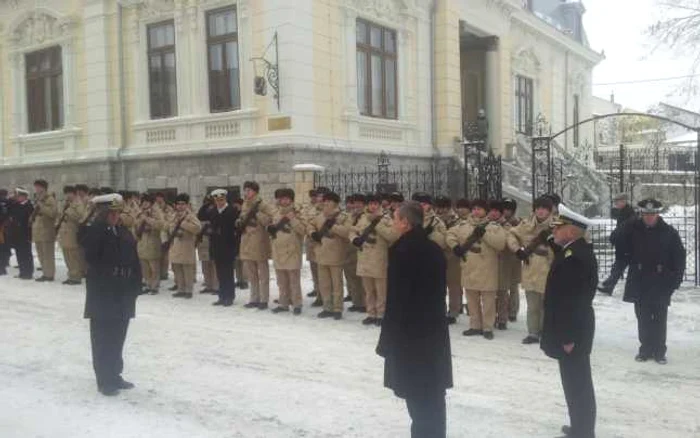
left=563, top=343, right=574, bottom=354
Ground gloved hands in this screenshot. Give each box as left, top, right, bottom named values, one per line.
left=515, top=248, right=530, bottom=261
left=311, top=231, right=322, bottom=243
left=473, top=225, right=487, bottom=238
left=352, top=237, right=364, bottom=248
left=453, top=245, right=467, bottom=258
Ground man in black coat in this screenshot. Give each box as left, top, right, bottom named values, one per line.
left=598, top=193, right=637, bottom=295
left=0, top=189, right=10, bottom=275
left=6, top=188, right=34, bottom=279
left=82, top=194, right=142, bottom=396
left=541, top=204, right=598, bottom=438
left=621, top=199, right=685, bottom=364
left=377, top=201, right=452, bottom=438
left=209, top=189, right=240, bottom=307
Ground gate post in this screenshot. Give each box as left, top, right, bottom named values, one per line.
left=292, top=164, right=325, bottom=205
left=531, top=114, right=553, bottom=203
left=463, top=120, right=488, bottom=199
left=695, top=130, right=700, bottom=286
left=618, top=143, right=625, bottom=195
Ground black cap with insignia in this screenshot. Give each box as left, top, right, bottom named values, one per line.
left=637, top=198, right=663, bottom=214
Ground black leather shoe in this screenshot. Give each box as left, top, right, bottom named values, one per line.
left=222, top=301, right=234, bottom=307
left=462, top=329, right=483, bottom=337
left=362, top=317, right=376, bottom=325
left=35, top=276, right=54, bottom=282
left=348, top=305, right=366, bottom=313
left=446, top=316, right=457, bottom=325
left=496, top=322, right=507, bottom=330
left=257, top=303, right=268, bottom=310
left=271, top=306, right=289, bottom=314
left=333, top=312, right=343, bottom=320
left=117, top=379, right=135, bottom=390
left=168, top=285, right=178, bottom=291
left=635, top=353, right=649, bottom=362
left=19, top=275, right=33, bottom=280
left=244, top=302, right=259, bottom=309
left=522, top=335, right=539, bottom=345
left=483, top=331, right=495, bottom=340
left=307, top=290, right=318, bottom=297
left=317, top=310, right=334, bottom=319
left=98, top=387, right=120, bottom=396
left=172, top=292, right=186, bottom=298
left=183, top=293, right=193, bottom=299
left=238, top=281, right=249, bottom=290
left=293, top=307, right=302, bottom=315
left=212, top=300, right=225, bottom=306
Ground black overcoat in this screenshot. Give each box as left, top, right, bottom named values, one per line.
left=621, top=217, right=685, bottom=305
left=5, top=200, right=33, bottom=245
left=376, top=227, right=452, bottom=399
left=541, top=238, right=598, bottom=360
left=209, top=204, right=240, bottom=262
left=83, top=221, right=142, bottom=320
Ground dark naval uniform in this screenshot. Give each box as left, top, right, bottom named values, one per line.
left=541, top=211, right=598, bottom=438
left=82, top=198, right=142, bottom=395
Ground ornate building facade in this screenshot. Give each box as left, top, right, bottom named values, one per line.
left=0, top=0, right=602, bottom=201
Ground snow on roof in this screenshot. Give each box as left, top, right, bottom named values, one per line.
left=666, top=132, right=697, bottom=145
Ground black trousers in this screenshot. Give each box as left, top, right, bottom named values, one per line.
left=0, top=242, right=10, bottom=270
left=90, top=319, right=130, bottom=390
left=559, top=354, right=596, bottom=438
left=13, top=239, right=34, bottom=278
left=405, top=390, right=446, bottom=438
left=635, top=298, right=668, bottom=358
left=215, top=257, right=236, bottom=303
left=602, top=257, right=628, bottom=289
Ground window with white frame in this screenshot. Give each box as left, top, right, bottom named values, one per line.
left=356, top=19, right=397, bottom=119
left=25, top=46, right=63, bottom=133
left=207, top=6, right=241, bottom=113
left=147, top=20, right=178, bottom=119
left=514, top=74, right=533, bottom=135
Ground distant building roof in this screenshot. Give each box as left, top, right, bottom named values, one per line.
left=531, top=0, right=589, bottom=46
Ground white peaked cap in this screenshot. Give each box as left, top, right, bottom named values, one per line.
left=210, top=188, right=228, bottom=197
left=551, top=204, right=592, bottom=230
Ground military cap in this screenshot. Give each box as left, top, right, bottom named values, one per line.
left=63, top=185, right=76, bottom=194
left=613, top=192, right=629, bottom=202
left=175, top=193, right=190, bottom=204
left=15, top=187, right=30, bottom=196
left=551, top=204, right=592, bottom=230
left=315, top=186, right=330, bottom=196
left=284, top=188, right=295, bottom=201
left=389, top=192, right=404, bottom=203
left=455, top=198, right=471, bottom=209
left=276, top=188, right=294, bottom=201
left=243, top=181, right=260, bottom=192
left=533, top=195, right=554, bottom=211
left=502, top=198, right=517, bottom=212
left=434, top=196, right=452, bottom=209
left=546, top=193, right=562, bottom=206
left=210, top=188, right=228, bottom=198
left=75, top=184, right=89, bottom=193
left=141, top=193, right=155, bottom=204
left=379, top=192, right=392, bottom=202
left=637, top=198, right=663, bottom=214
left=33, top=179, right=48, bottom=189
left=471, top=199, right=488, bottom=211
left=92, top=193, right=124, bottom=211
left=488, top=200, right=504, bottom=213
left=154, top=191, right=165, bottom=198
left=365, top=193, right=380, bottom=204
left=352, top=193, right=366, bottom=204
left=274, top=188, right=285, bottom=199
left=323, top=191, right=341, bottom=204
left=411, top=192, right=433, bottom=205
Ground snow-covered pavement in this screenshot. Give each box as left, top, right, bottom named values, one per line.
left=1, top=256, right=700, bottom=438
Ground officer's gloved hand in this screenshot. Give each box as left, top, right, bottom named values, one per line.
left=473, top=225, right=487, bottom=238
left=352, top=237, right=364, bottom=248
left=515, top=248, right=530, bottom=261
left=266, top=225, right=277, bottom=236
left=311, top=231, right=323, bottom=243
left=453, top=245, right=467, bottom=258
left=424, top=224, right=434, bottom=235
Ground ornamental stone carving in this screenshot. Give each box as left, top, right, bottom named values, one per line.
left=341, top=0, right=408, bottom=22
left=512, top=47, right=541, bottom=76
left=9, top=11, right=76, bottom=49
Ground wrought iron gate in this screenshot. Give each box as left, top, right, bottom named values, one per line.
left=462, top=121, right=503, bottom=200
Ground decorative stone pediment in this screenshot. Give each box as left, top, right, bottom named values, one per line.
left=8, top=11, right=77, bottom=49
left=341, top=0, right=410, bottom=21
left=512, top=47, right=541, bottom=76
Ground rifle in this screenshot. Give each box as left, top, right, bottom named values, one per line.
left=236, top=200, right=261, bottom=233
left=454, top=223, right=487, bottom=261
left=516, top=229, right=552, bottom=265
left=28, top=200, right=40, bottom=225
left=267, top=217, right=290, bottom=239
left=353, top=215, right=383, bottom=250
left=161, top=213, right=188, bottom=253
left=54, top=201, right=71, bottom=234
left=195, top=222, right=212, bottom=246
left=311, top=212, right=341, bottom=243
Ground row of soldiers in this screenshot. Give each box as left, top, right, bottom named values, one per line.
left=1, top=179, right=562, bottom=342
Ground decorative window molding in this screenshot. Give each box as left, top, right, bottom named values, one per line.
left=5, top=8, right=80, bottom=158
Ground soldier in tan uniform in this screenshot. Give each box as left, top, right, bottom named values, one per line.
left=447, top=199, right=506, bottom=340
left=32, top=179, right=58, bottom=282
left=237, top=181, right=275, bottom=310
left=168, top=194, right=201, bottom=299
left=350, top=193, right=398, bottom=326
left=455, top=199, right=471, bottom=220
left=502, top=198, right=522, bottom=322
left=303, top=188, right=327, bottom=307
left=309, top=191, right=350, bottom=320
left=435, top=196, right=464, bottom=324
left=388, top=192, right=404, bottom=215
left=231, top=197, right=248, bottom=290
left=507, top=196, right=556, bottom=344
left=155, top=192, right=174, bottom=282
left=487, top=200, right=514, bottom=330
left=343, top=194, right=366, bottom=312
left=135, top=194, right=165, bottom=294
left=57, top=185, right=86, bottom=285
left=268, top=188, right=306, bottom=315
left=196, top=195, right=218, bottom=294
left=411, top=192, right=447, bottom=249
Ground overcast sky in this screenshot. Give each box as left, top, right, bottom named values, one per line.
left=584, top=0, right=697, bottom=112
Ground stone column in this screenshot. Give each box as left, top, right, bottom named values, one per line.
left=293, top=164, right=325, bottom=205
left=484, top=36, right=501, bottom=154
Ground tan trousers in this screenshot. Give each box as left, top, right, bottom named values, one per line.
left=310, top=261, right=319, bottom=292
left=344, top=261, right=365, bottom=307
left=466, top=289, right=497, bottom=332
left=201, top=260, right=219, bottom=291
left=276, top=269, right=302, bottom=309
left=319, top=264, right=344, bottom=313
left=362, top=276, right=387, bottom=318
left=525, top=290, right=545, bottom=336
left=140, top=259, right=161, bottom=290
left=508, top=282, right=520, bottom=319
left=173, top=263, right=195, bottom=294
left=62, top=246, right=83, bottom=281
left=244, top=260, right=270, bottom=304
left=35, top=241, right=56, bottom=278
left=446, top=257, right=463, bottom=317
left=496, top=289, right=509, bottom=324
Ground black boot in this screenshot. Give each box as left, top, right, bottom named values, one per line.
left=168, top=285, right=178, bottom=291
left=462, top=329, right=483, bottom=337
left=343, top=295, right=352, bottom=302
left=362, top=317, right=376, bottom=325
left=307, top=290, right=318, bottom=297
left=243, top=302, right=259, bottom=309
left=272, top=306, right=289, bottom=314
left=317, top=310, right=334, bottom=319
left=257, top=303, right=268, bottom=310
left=311, top=297, right=323, bottom=307
left=522, top=335, right=539, bottom=345
left=293, top=307, right=302, bottom=315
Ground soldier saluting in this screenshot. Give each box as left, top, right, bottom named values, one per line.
left=82, top=194, right=142, bottom=396
left=541, top=204, right=598, bottom=438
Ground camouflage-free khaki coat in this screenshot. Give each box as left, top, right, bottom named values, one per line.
left=309, top=208, right=350, bottom=267
left=446, top=216, right=506, bottom=292
left=350, top=211, right=398, bottom=279
left=237, top=196, right=274, bottom=261
left=137, top=207, right=165, bottom=261
left=57, top=199, right=86, bottom=249
left=506, top=215, right=554, bottom=294
left=32, top=193, right=58, bottom=243
left=270, top=205, right=306, bottom=270
left=168, top=211, right=201, bottom=265
left=302, top=203, right=323, bottom=262
left=423, top=209, right=447, bottom=250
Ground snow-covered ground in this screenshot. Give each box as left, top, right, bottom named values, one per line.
left=1, top=252, right=700, bottom=438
